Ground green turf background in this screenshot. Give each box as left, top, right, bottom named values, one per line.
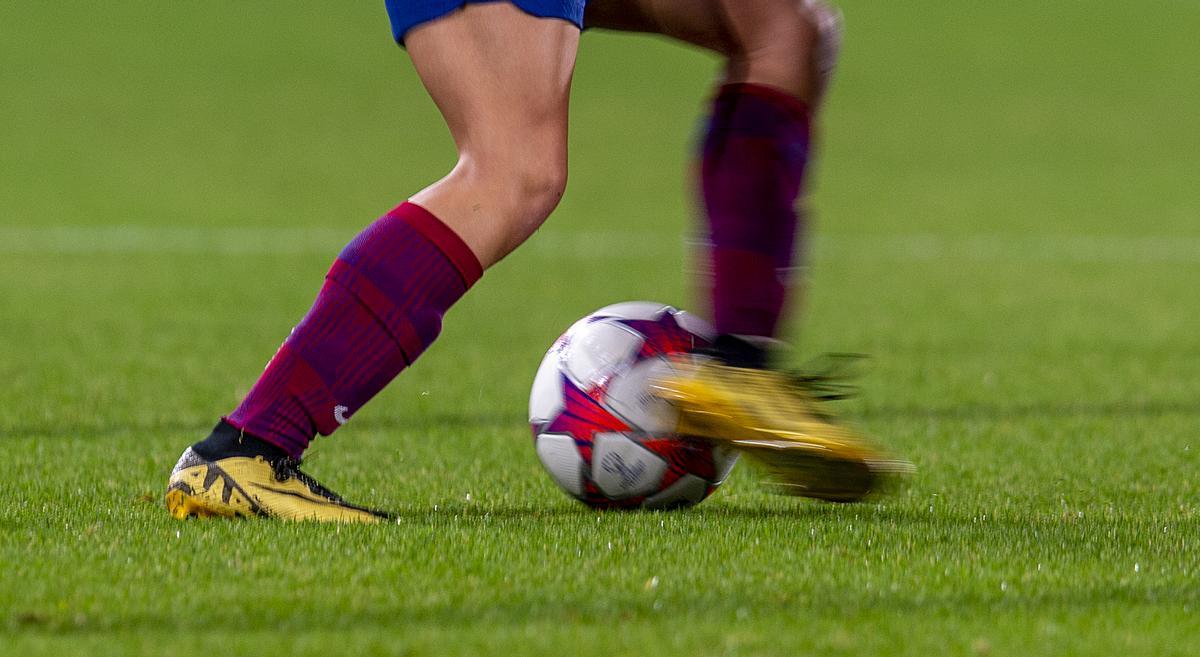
left=2, top=2, right=1198, bottom=655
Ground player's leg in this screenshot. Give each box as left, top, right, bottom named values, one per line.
left=406, top=5, right=579, bottom=268
left=166, top=3, right=581, bottom=522
left=589, top=2, right=903, bottom=501
left=587, top=0, right=837, bottom=360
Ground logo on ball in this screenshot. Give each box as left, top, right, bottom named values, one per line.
left=600, top=452, right=647, bottom=491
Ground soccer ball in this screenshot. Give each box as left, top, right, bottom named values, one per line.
left=528, top=301, right=738, bottom=509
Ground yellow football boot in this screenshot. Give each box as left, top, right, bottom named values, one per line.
left=165, top=447, right=390, bottom=523
left=652, top=355, right=910, bottom=502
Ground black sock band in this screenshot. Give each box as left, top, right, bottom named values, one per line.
left=710, top=334, right=770, bottom=369
left=191, top=420, right=289, bottom=461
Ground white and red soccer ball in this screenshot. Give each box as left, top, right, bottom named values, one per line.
left=528, top=302, right=738, bottom=509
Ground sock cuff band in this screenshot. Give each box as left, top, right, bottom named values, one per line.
left=715, top=83, right=811, bottom=124
left=387, top=201, right=483, bottom=287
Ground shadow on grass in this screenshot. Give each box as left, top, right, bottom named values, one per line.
left=382, top=499, right=914, bottom=524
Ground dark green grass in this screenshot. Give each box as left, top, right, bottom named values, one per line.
left=2, top=2, right=1199, bottom=655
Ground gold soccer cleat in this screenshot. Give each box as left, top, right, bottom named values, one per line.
left=165, top=447, right=390, bottom=523
left=651, top=357, right=911, bottom=502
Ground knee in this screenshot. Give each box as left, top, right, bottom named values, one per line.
left=510, top=158, right=568, bottom=250
left=509, top=155, right=569, bottom=225
left=471, top=147, right=568, bottom=242
left=723, top=3, right=820, bottom=99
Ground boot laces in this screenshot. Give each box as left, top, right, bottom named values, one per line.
left=783, top=353, right=867, bottom=409
left=270, top=457, right=346, bottom=503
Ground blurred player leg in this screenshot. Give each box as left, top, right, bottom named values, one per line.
left=589, top=1, right=905, bottom=501
left=167, top=3, right=580, bottom=521
left=588, top=0, right=834, bottom=359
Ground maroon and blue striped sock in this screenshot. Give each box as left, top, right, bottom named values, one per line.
left=701, top=83, right=811, bottom=341
left=225, top=202, right=482, bottom=458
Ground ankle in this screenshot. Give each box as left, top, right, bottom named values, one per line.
left=710, top=334, right=781, bottom=369
left=192, top=420, right=289, bottom=461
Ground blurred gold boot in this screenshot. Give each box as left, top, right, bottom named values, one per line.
left=652, top=351, right=910, bottom=502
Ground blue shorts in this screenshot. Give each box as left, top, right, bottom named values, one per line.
left=386, top=0, right=586, bottom=44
